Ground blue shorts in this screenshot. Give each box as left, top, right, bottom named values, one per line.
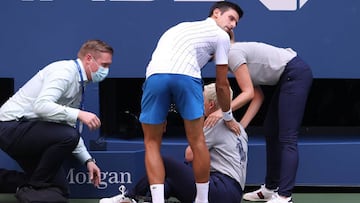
left=139, top=74, right=204, bottom=124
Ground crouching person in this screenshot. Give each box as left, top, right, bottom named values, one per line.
left=0, top=39, right=113, bottom=202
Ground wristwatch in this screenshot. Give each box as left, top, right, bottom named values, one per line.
left=85, top=158, right=96, bottom=165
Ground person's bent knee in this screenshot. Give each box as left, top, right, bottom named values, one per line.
left=59, top=125, right=80, bottom=149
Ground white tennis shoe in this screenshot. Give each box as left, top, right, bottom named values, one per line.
left=243, top=184, right=277, bottom=201
left=266, top=193, right=293, bottom=203
left=99, top=185, right=137, bottom=203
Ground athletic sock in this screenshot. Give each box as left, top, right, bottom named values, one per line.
left=194, top=181, right=209, bottom=203
left=150, top=184, right=164, bottom=203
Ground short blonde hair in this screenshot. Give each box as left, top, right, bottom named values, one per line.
left=203, top=83, right=233, bottom=109
left=77, top=39, right=114, bottom=59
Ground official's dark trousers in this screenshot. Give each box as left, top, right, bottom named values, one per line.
left=264, top=56, right=313, bottom=197
left=130, top=156, right=243, bottom=203
left=0, top=120, right=80, bottom=196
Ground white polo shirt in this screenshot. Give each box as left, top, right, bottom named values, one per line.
left=146, top=18, right=230, bottom=79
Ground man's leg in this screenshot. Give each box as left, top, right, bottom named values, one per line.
left=0, top=169, right=28, bottom=193
left=142, top=123, right=166, bottom=203
left=208, top=172, right=243, bottom=203
left=162, top=156, right=196, bottom=203
left=184, top=118, right=210, bottom=203
left=127, top=175, right=151, bottom=198
left=0, top=121, right=28, bottom=193
left=6, top=121, right=79, bottom=196
left=128, top=156, right=195, bottom=202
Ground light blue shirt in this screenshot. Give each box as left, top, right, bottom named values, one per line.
left=0, top=58, right=92, bottom=163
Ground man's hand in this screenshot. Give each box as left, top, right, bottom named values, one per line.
left=78, top=110, right=101, bottom=130
left=225, top=119, right=241, bottom=135
left=86, top=161, right=101, bottom=187
left=204, top=109, right=222, bottom=128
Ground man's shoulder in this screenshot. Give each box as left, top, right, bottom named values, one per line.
left=205, top=119, right=226, bottom=134
left=45, top=59, right=75, bottom=71
left=42, top=60, right=77, bottom=79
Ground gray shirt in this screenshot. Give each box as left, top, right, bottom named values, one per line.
left=228, top=42, right=297, bottom=85
left=204, top=119, right=248, bottom=189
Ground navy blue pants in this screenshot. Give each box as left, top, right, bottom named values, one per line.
left=0, top=120, right=80, bottom=196
left=129, top=156, right=243, bottom=203
left=264, top=56, right=313, bottom=197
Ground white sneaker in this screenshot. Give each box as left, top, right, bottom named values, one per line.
left=266, top=193, right=293, bottom=203
left=243, top=184, right=277, bottom=201
left=99, top=185, right=137, bottom=203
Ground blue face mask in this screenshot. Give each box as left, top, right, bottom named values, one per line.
left=91, top=66, right=109, bottom=83
left=90, top=56, right=109, bottom=83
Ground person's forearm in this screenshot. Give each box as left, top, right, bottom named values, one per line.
left=216, top=82, right=231, bottom=112
left=231, top=63, right=254, bottom=111
left=240, top=86, right=264, bottom=128
left=215, top=64, right=231, bottom=112
left=231, top=91, right=253, bottom=112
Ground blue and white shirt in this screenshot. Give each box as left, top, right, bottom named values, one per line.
left=146, top=18, right=230, bottom=79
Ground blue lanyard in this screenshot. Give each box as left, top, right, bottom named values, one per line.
left=74, top=60, right=85, bottom=110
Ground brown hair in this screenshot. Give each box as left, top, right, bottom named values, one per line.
left=77, top=39, right=114, bottom=59
left=208, top=1, right=244, bottom=19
